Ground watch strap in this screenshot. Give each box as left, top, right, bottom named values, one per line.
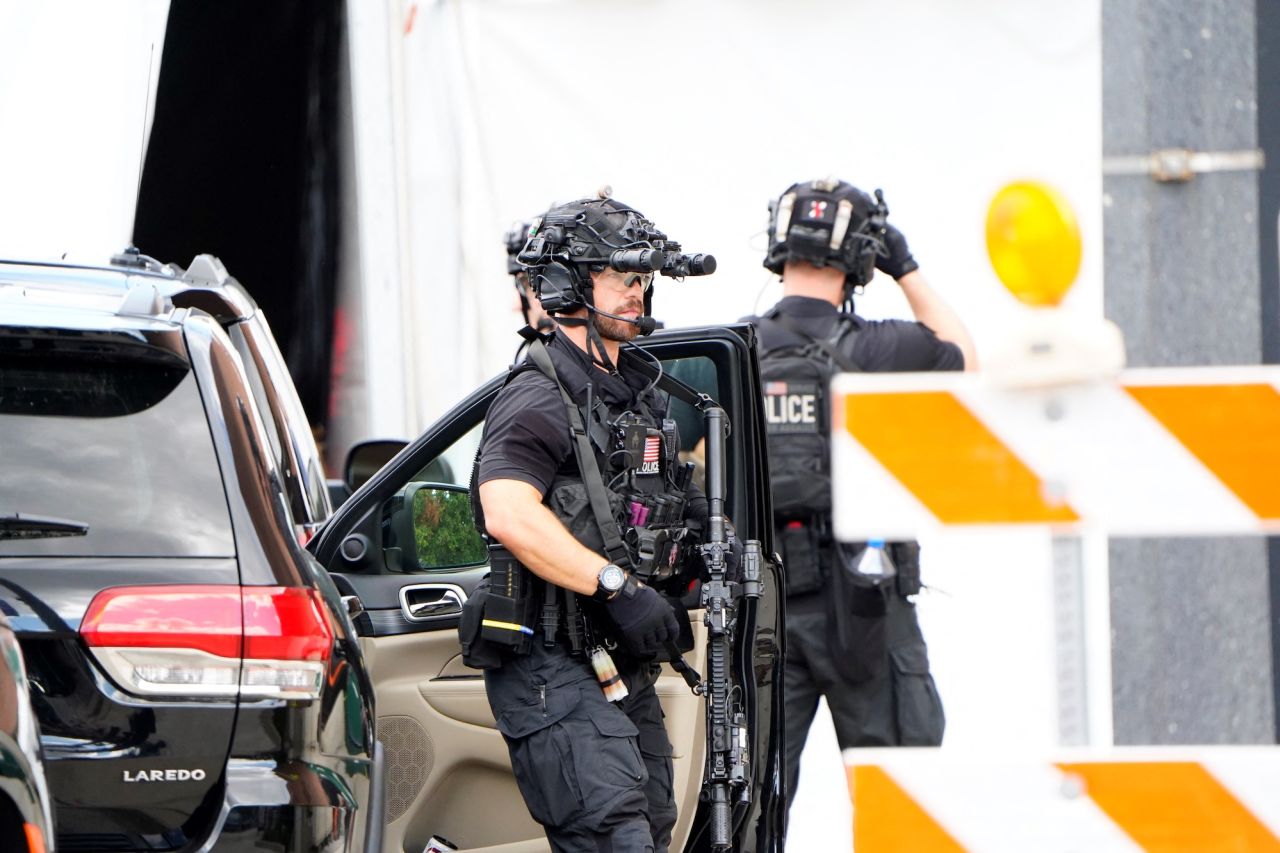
left=618, top=573, right=641, bottom=600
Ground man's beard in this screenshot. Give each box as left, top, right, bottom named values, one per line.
left=592, top=308, right=641, bottom=342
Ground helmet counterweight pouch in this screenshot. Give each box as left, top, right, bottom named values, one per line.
left=763, top=179, right=888, bottom=298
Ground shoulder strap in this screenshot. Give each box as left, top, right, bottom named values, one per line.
left=761, top=311, right=861, bottom=373
left=526, top=339, right=632, bottom=570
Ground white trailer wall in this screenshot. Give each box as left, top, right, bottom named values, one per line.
left=0, top=2, right=170, bottom=260
left=380, top=0, right=1104, bottom=426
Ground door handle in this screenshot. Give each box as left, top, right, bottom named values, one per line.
left=400, top=585, right=466, bottom=621
left=341, top=595, right=364, bottom=619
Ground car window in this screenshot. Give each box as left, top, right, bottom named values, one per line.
left=0, top=357, right=235, bottom=557
left=227, top=324, right=285, bottom=464
left=661, top=354, right=722, bottom=493
left=392, top=420, right=486, bottom=573
left=250, top=315, right=333, bottom=521
left=226, top=318, right=333, bottom=527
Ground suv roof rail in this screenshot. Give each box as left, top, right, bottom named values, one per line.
left=183, top=254, right=231, bottom=287
left=117, top=282, right=169, bottom=317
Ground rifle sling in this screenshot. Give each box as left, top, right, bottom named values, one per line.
left=526, top=339, right=633, bottom=571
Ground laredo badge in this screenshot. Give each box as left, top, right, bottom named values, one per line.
left=123, top=768, right=208, bottom=782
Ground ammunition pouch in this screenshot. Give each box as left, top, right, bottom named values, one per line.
left=459, top=580, right=503, bottom=670
left=476, top=546, right=536, bottom=655
left=777, top=519, right=824, bottom=596
left=627, top=524, right=694, bottom=587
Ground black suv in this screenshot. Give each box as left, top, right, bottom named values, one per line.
left=0, top=261, right=379, bottom=851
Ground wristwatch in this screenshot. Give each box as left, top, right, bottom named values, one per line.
left=594, top=563, right=627, bottom=601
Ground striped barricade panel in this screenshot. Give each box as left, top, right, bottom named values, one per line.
left=830, top=367, right=1280, bottom=541
left=844, top=748, right=1280, bottom=852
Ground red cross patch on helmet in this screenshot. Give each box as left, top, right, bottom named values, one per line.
left=807, top=200, right=829, bottom=219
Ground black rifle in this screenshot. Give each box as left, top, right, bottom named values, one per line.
left=699, top=405, right=762, bottom=850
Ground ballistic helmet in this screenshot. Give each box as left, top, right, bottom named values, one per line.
left=765, top=178, right=888, bottom=296
left=517, top=188, right=715, bottom=317
left=503, top=220, right=532, bottom=276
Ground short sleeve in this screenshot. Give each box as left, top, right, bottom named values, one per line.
left=853, top=320, right=964, bottom=372
left=477, top=374, right=573, bottom=496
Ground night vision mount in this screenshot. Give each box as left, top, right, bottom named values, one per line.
left=516, top=189, right=716, bottom=316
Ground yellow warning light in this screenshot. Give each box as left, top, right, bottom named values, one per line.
left=985, top=182, right=1082, bottom=307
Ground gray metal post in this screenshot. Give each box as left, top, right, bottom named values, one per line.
left=1102, top=0, right=1275, bottom=743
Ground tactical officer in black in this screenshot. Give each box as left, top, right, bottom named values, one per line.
left=462, top=193, right=716, bottom=852
left=744, top=178, right=977, bottom=822
left=504, top=219, right=554, bottom=333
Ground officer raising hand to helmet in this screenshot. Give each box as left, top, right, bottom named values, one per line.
left=743, top=178, right=975, bottom=828
left=461, top=191, right=717, bottom=852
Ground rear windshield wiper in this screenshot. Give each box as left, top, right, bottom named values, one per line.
left=0, top=513, right=90, bottom=540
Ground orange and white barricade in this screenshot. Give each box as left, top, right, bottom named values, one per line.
left=846, top=747, right=1280, bottom=852
left=831, top=367, right=1280, bottom=542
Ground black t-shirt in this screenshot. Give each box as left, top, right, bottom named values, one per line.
left=748, top=295, right=964, bottom=372
left=477, top=333, right=659, bottom=497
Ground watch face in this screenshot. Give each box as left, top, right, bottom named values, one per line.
left=600, top=564, right=625, bottom=591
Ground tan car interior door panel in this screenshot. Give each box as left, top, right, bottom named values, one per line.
left=366, top=614, right=708, bottom=853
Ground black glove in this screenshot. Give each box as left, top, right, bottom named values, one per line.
left=606, top=581, right=680, bottom=657
left=875, top=223, right=919, bottom=280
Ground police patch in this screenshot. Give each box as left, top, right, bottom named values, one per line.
left=764, top=380, right=820, bottom=434
left=638, top=434, right=661, bottom=475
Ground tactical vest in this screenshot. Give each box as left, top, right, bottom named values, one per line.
left=462, top=336, right=697, bottom=664
left=757, top=309, right=859, bottom=515
left=537, top=347, right=695, bottom=588
left=754, top=309, right=860, bottom=595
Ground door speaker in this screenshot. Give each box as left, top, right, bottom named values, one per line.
left=379, top=715, right=435, bottom=822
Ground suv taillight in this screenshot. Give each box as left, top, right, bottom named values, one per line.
left=81, top=585, right=333, bottom=700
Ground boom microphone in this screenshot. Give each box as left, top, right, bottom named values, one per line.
left=590, top=306, right=658, bottom=336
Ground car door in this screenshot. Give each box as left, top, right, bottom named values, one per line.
left=310, top=324, right=785, bottom=853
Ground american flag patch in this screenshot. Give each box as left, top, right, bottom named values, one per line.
left=643, top=435, right=661, bottom=464
left=765, top=381, right=788, bottom=395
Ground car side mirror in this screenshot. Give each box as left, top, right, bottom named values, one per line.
left=381, top=483, right=488, bottom=572
left=344, top=439, right=409, bottom=493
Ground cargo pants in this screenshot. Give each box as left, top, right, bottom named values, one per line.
left=485, top=639, right=676, bottom=853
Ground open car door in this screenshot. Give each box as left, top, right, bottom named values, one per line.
left=310, top=324, right=785, bottom=853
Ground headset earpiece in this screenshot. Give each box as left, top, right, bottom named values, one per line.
left=533, top=261, right=586, bottom=314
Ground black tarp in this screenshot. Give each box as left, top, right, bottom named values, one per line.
left=134, top=0, right=343, bottom=432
